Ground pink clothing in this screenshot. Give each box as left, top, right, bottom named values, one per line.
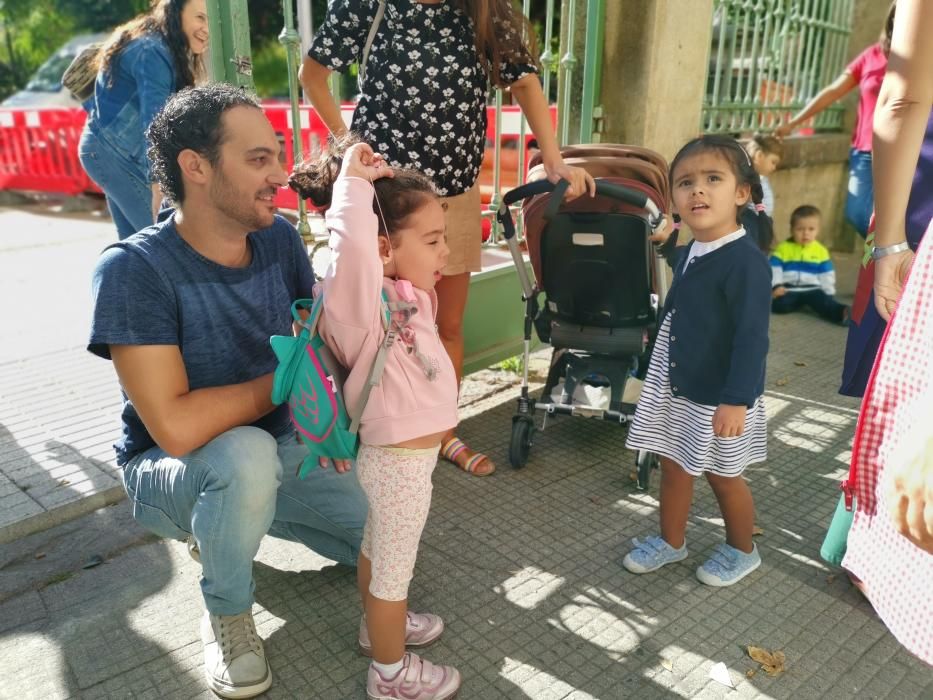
left=846, top=44, right=887, bottom=152
left=319, top=177, right=458, bottom=446
left=842, top=222, right=933, bottom=665
left=358, top=444, right=438, bottom=601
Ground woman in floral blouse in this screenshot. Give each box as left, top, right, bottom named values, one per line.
left=301, top=0, right=594, bottom=478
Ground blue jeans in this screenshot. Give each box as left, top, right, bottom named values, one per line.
left=844, top=149, right=873, bottom=239
left=122, top=426, right=367, bottom=615
left=79, top=128, right=153, bottom=240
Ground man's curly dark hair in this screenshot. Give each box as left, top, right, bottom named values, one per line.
left=146, top=83, right=261, bottom=204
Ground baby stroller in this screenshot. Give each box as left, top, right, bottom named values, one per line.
left=495, top=144, right=671, bottom=489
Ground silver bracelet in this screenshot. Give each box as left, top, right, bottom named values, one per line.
left=871, top=241, right=910, bottom=260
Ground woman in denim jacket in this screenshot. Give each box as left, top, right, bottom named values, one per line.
left=79, top=0, right=208, bottom=239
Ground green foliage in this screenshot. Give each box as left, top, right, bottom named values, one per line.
left=496, top=355, right=524, bottom=375
left=56, top=0, right=148, bottom=32
left=0, top=0, right=154, bottom=99
left=247, top=0, right=328, bottom=48
left=1, top=2, right=78, bottom=92
left=251, top=40, right=289, bottom=99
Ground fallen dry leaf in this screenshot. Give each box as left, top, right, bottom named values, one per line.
left=826, top=574, right=837, bottom=584
left=629, top=471, right=639, bottom=482
left=775, top=377, right=789, bottom=387
left=752, top=526, right=764, bottom=536
left=661, top=658, right=673, bottom=673
left=746, top=668, right=756, bottom=678
left=794, top=361, right=808, bottom=367
left=747, top=646, right=786, bottom=677
left=34, top=552, right=46, bottom=560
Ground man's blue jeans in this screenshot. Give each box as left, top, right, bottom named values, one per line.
left=845, top=149, right=873, bottom=239
left=121, top=426, right=367, bottom=616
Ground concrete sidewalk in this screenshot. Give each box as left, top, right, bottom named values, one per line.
left=0, top=204, right=124, bottom=544
left=1, top=204, right=930, bottom=699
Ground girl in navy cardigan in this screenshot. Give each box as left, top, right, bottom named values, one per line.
left=624, top=136, right=773, bottom=587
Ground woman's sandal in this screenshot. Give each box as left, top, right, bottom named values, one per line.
left=440, top=437, right=496, bottom=477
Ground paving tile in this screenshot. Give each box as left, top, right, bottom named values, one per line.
left=0, top=491, right=43, bottom=528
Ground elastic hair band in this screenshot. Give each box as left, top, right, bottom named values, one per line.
left=671, top=221, right=682, bottom=230
left=754, top=203, right=766, bottom=213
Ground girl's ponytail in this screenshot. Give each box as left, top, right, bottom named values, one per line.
left=288, top=132, right=361, bottom=209
left=289, top=134, right=440, bottom=241
left=658, top=213, right=682, bottom=267
left=749, top=179, right=773, bottom=252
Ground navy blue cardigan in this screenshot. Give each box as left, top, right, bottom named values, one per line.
left=662, top=235, right=771, bottom=407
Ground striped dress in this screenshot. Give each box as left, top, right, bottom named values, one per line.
left=625, top=231, right=768, bottom=476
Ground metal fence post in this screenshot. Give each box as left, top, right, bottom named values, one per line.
left=280, top=0, right=312, bottom=246
left=205, top=0, right=254, bottom=89
left=579, top=0, right=605, bottom=144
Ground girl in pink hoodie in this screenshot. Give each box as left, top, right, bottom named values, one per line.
left=290, top=139, right=461, bottom=700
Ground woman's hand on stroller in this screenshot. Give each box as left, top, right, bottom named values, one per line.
left=543, top=157, right=596, bottom=200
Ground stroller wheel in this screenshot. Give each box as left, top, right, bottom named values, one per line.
left=509, top=417, right=535, bottom=469
left=635, top=450, right=660, bottom=491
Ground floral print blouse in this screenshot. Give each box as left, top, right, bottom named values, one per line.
left=308, top=0, right=537, bottom=196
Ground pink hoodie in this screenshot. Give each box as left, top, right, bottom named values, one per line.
left=318, top=177, right=459, bottom=446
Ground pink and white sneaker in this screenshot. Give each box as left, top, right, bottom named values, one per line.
left=359, top=611, right=445, bottom=657
left=367, top=652, right=461, bottom=700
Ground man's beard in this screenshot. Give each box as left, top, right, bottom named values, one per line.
left=210, top=169, right=275, bottom=231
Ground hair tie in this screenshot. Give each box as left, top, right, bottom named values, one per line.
left=755, top=203, right=766, bottom=213
left=671, top=221, right=682, bottom=230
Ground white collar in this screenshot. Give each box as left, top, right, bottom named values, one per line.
left=692, top=227, right=746, bottom=253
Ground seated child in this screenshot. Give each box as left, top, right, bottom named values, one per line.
left=770, top=205, right=850, bottom=325
left=740, top=133, right=784, bottom=252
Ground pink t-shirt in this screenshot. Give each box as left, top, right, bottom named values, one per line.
left=846, top=43, right=887, bottom=152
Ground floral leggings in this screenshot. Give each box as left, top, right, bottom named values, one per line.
left=357, top=443, right=439, bottom=601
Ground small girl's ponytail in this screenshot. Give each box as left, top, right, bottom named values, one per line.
left=288, top=132, right=361, bottom=209
left=289, top=133, right=440, bottom=242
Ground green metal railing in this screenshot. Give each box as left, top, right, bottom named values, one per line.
left=485, top=0, right=605, bottom=242
left=702, top=0, right=854, bottom=134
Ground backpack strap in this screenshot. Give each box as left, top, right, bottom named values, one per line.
left=359, top=0, right=387, bottom=90
left=348, top=290, right=417, bottom=434
left=302, top=287, right=415, bottom=436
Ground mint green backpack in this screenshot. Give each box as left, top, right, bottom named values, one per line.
left=270, top=292, right=408, bottom=478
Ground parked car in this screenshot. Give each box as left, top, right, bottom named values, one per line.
left=1, top=33, right=107, bottom=108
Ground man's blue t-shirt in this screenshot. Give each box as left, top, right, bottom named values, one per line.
left=88, top=214, right=315, bottom=466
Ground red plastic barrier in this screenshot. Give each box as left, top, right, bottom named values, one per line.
left=1, top=102, right=554, bottom=209
left=0, top=107, right=96, bottom=195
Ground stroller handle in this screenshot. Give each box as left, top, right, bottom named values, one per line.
left=497, top=178, right=663, bottom=241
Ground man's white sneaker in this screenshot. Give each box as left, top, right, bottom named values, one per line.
left=201, top=610, right=272, bottom=699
